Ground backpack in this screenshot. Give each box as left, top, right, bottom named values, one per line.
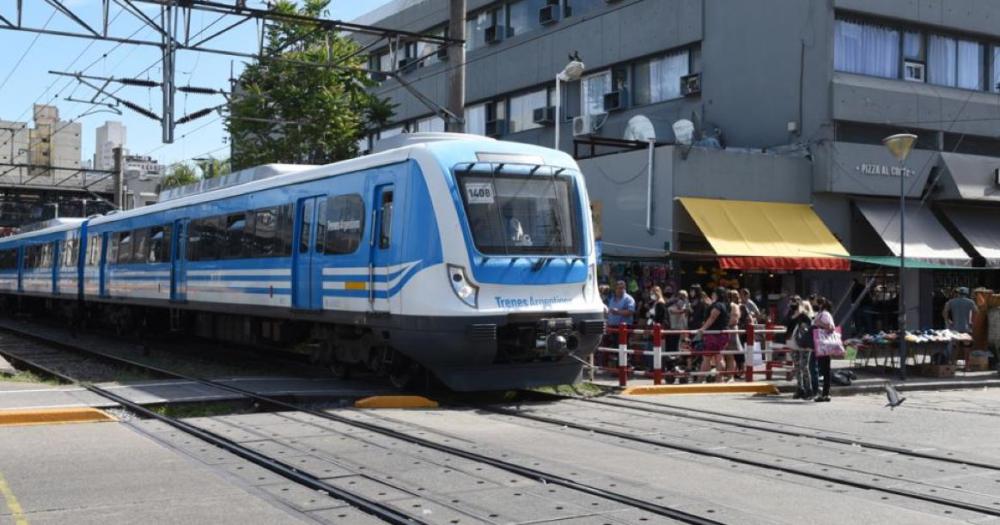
left=794, top=318, right=814, bottom=349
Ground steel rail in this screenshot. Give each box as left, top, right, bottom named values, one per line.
left=480, top=403, right=1000, bottom=518
left=0, top=336, right=427, bottom=525
left=576, top=395, right=1000, bottom=472
left=0, top=323, right=722, bottom=525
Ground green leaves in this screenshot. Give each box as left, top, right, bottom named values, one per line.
left=226, top=0, right=393, bottom=170
left=160, top=164, right=198, bottom=190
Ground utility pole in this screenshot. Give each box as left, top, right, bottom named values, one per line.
left=112, top=147, right=124, bottom=209
left=445, top=0, right=466, bottom=133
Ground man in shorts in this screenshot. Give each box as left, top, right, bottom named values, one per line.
left=696, top=287, right=731, bottom=382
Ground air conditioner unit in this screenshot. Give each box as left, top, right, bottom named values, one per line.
left=603, top=91, right=624, bottom=112
left=532, top=106, right=555, bottom=125
left=538, top=4, right=558, bottom=25
left=485, top=119, right=507, bottom=137
left=573, top=115, right=600, bottom=137
left=398, top=57, right=419, bottom=74
left=680, top=73, right=701, bottom=96
left=904, top=60, right=925, bottom=82
left=484, top=25, right=503, bottom=44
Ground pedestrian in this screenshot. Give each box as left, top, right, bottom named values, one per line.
left=723, top=289, right=743, bottom=382
left=812, top=296, right=838, bottom=403
left=943, top=287, right=976, bottom=363
left=667, top=289, right=690, bottom=353
left=648, top=286, right=667, bottom=326
left=696, top=287, right=730, bottom=383
left=740, top=288, right=761, bottom=322
left=784, top=296, right=816, bottom=399
left=607, top=280, right=636, bottom=328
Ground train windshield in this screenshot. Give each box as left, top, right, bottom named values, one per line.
left=455, top=165, right=581, bottom=256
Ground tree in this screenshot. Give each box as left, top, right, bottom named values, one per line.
left=195, top=157, right=231, bottom=179
left=226, top=0, right=393, bottom=170
left=160, top=163, right=198, bottom=190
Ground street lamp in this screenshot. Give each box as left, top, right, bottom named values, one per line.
left=554, top=55, right=585, bottom=151
left=882, top=132, right=917, bottom=379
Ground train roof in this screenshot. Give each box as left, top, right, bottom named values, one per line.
left=0, top=218, right=85, bottom=245
left=86, top=133, right=577, bottom=228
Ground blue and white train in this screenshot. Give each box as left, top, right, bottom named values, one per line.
left=0, top=133, right=605, bottom=390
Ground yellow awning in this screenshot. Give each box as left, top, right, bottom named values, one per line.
left=677, top=197, right=849, bottom=271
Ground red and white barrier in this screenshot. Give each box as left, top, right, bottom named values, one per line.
left=595, top=323, right=800, bottom=387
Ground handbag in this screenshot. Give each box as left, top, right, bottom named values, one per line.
left=813, top=326, right=845, bottom=358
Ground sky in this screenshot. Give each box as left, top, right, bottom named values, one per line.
left=0, top=0, right=394, bottom=168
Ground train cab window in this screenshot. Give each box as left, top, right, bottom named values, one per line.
left=323, top=194, right=365, bottom=255
left=224, top=213, right=247, bottom=259
left=116, top=232, right=132, bottom=264
left=378, top=191, right=393, bottom=249
left=132, top=229, right=150, bottom=264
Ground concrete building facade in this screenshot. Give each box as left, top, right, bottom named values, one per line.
left=358, top=0, right=1000, bottom=330
left=122, top=154, right=165, bottom=210
left=95, top=121, right=126, bottom=171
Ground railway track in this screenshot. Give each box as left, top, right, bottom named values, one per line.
left=0, top=324, right=724, bottom=525
left=569, top=394, right=1000, bottom=472
left=478, top=395, right=1000, bottom=519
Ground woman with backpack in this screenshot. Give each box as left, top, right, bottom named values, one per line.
left=785, top=296, right=817, bottom=400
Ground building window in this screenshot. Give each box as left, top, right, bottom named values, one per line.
left=380, top=126, right=404, bottom=140
left=993, top=45, right=1000, bottom=92
left=507, top=0, right=547, bottom=37
left=564, top=0, right=604, bottom=17
left=834, top=19, right=899, bottom=79
left=465, top=104, right=487, bottom=135
left=903, top=31, right=923, bottom=60
left=416, top=116, right=446, bottom=133
left=581, top=71, right=611, bottom=116
left=466, top=7, right=502, bottom=51
left=508, top=89, right=548, bottom=133
left=633, top=50, right=689, bottom=105
left=928, top=35, right=983, bottom=90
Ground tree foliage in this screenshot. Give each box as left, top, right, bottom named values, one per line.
left=160, top=163, right=198, bottom=190
left=227, top=0, right=393, bottom=170
left=195, top=157, right=231, bottom=179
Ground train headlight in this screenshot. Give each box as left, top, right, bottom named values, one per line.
left=447, top=264, right=479, bottom=308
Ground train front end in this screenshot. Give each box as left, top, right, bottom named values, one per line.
left=403, top=140, right=605, bottom=391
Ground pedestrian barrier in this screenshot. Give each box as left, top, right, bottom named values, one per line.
left=593, top=323, right=799, bottom=387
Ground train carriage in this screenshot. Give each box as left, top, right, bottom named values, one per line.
left=0, top=134, right=606, bottom=391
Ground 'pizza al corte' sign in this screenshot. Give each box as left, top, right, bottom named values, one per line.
left=855, top=163, right=915, bottom=178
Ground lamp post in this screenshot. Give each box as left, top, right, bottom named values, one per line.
left=882, top=132, right=917, bottom=380
left=554, top=57, right=584, bottom=151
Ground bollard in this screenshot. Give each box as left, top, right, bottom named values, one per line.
left=744, top=323, right=755, bottom=382
left=652, top=324, right=663, bottom=385
left=617, top=323, right=629, bottom=387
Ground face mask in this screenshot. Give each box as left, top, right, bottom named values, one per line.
left=650, top=294, right=657, bottom=301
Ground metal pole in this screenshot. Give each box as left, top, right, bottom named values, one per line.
left=112, top=146, right=124, bottom=209
left=645, top=139, right=655, bottom=233
left=554, top=74, right=560, bottom=150
left=161, top=3, right=176, bottom=143
left=898, top=159, right=907, bottom=379
left=445, top=0, right=466, bottom=133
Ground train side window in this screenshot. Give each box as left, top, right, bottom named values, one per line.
left=41, top=243, right=54, bottom=268
left=248, top=207, right=276, bottom=258
left=107, top=235, right=119, bottom=265
left=89, top=235, right=101, bottom=266
left=0, top=249, right=16, bottom=270
left=116, top=232, right=132, bottom=264
left=158, top=225, right=172, bottom=263
left=315, top=200, right=327, bottom=253
left=379, top=191, right=393, bottom=249
left=324, top=194, right=365, bottom=255
left=224, top=213, right=247, bottom=259
left=132, top=229, right=149, bottom=264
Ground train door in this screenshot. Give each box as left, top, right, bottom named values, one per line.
left=170, top=219, right=187, bottom=302
left=293, top=196, right=324, bottom=310
left=369, top=184, right=395, bottom=314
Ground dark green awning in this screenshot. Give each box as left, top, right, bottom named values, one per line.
left=845, top=255, right=980, bottom=270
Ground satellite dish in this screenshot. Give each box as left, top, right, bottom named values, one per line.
left=672, top=119, right=695, bottom=146
left=624, top=115, right=656, bottom=142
